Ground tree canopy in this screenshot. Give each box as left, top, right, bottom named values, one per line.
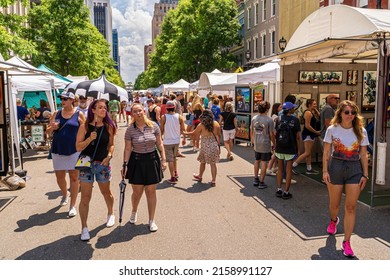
left=136, top=0, right=240, bottom=89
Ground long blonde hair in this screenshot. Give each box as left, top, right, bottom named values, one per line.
left=192, top=94, right=203, bottom=111
left=130, top=103, right=154, bottom=127
left=331, top=100, right=364, bottom=143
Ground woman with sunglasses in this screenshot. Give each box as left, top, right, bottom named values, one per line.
left=322, top=100, right=369, bottom=258
left=47, top=92, right=85, bottom=217
left=76, top=99, right=117, bottom=241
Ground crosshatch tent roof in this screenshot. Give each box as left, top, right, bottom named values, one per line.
left=278, top=5, right=390, bottom=65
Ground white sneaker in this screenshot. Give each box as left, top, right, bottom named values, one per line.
left=282, top=179, right=297, bottom=184
left=68, top=207, right=77, bottom=217
left=266, top=169, right=277, bottom=176
left=80, top=227, right=90, bottom=241
left=149, top=220, right=158, bottom=232
left=129, top=212, right=137, bottom=224
left=106, top=214, right=115, bottom=227
left=60, top=192, right=70, bottom=206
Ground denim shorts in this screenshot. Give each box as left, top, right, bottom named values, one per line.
left=329, top=158, right=363, bottom=185
left=79, top=162, right=112, bottom=183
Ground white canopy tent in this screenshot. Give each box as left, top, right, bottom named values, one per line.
left=197, top=71, right=238, bottom=97
left=277, top=5, right=390, bottom=206
left=162, top=78, right=190, bottom=93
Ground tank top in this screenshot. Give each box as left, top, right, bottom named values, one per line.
left=302, top=110, right=320, bottom=138
left=51, top=110, right=80, bottom=155
left=163, top=113, right=181, bottom=145
left=149, top=105, right=158, bottom=123
left=81, top=124, right=110, bottom=161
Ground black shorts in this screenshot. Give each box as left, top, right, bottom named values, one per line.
left=255, top=152, right=272, bottom=161
left=329, top=158, right=363, bottom=185
left=125, top=151, right=163, bottom=185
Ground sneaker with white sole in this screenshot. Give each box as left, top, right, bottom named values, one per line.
left=306, top=169, right=320, bottom=175
left=80, top=227, right=90, bottom=241
left=149, top=220, right=158, bottom=232
left=266, top=169, right=277, bottom=176
left=60, top=192, right=70, bottom=206
left=68, top=207, right=77, bottom=217
left=282, top=178, right=297, bottom=184
left=258, top=181, right=268, bottom=189
left=129, top=212, right=137, bottom=224
left=327, top=216, right=339, bottom=235
left=106, top=214, right=115, bottom=227
left=342, top=240, right=355, bottom=258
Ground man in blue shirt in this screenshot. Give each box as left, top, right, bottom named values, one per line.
left=16, top=98, right=30, bottom=122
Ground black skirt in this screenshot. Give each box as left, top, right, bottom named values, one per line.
left=125, top=151, right=163, bottom=185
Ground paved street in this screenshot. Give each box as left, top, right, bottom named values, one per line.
left=0, top=122, right=389, bottom=260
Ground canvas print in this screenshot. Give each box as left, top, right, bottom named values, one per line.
left=291, top=93, right=311, bottom=123
left=362, top=71, right=376, bottom=111
left=0, top=72, right=4, bottom=125
left=299, top=71, right=342, bottom=84
left=252, top=84, right=264, bottom=112
left=319, top=93, right=340, bottom=112
left=25, top=136, right=37, bottom=149
left=346, top=91, right=357, bottom=102
left=235, top=87, right=251, bottom=113
left=235, top=114, right=251, bottom=141
left=347, top=70, right=358, bottom=85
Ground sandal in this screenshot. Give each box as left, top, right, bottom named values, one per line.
left=210, top=181, right=216, bottom=187
left=193, top=174, right=202, bottom=182
left=229, top=155, right=234, bottom=161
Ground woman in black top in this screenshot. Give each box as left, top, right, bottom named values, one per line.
left=219, top=102, right=237, bottom=160
left=76, top=99, right=117, bottom=241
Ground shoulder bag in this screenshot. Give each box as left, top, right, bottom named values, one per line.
left=75, top=126, right=104, bottom=170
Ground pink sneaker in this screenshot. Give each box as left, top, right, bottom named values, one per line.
left=327, top=217, right=339, bottom=235
left=342, top=240, right=355, bottom=258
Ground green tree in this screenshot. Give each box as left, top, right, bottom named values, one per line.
left=141, top=0, right=240, bottom=88
left=26, top=0, right=124, bottom=87
left=0, top=0, right=36, bottom=59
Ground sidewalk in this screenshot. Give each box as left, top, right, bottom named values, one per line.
left=0, top=124, right=389, bottom=260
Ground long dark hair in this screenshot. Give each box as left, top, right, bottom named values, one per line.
left=86, top=99, right=117, bottom=134
left=200, top=109, right=214, bottom=132
left=271, top=102, right=281, bottom=116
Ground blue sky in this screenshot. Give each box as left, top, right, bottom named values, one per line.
left=111, top=0, right=156, bottom=84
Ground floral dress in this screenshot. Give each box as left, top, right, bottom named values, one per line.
left=197, top=135, right=220, bottom=164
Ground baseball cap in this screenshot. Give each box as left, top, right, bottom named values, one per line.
left=176, top=91, right=184, bottom=95
left=58, top=90, right=75, bottom=99
left=282, top=101, right=298, bottom=111
left=147, top=98, right=154, bottom=103
left=166, top=101, right=176, bottom=109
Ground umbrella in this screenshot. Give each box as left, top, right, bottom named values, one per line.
left=118, top=178, right=127, bottom=224
left=64, top=71, right=128, bottom=101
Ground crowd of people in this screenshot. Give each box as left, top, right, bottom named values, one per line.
left=23, top=88, right=370, bottom=258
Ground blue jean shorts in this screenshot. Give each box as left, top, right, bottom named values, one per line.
left=79, top=162, right=112, bottom=183
left=329, top=158, right=363, bottom=185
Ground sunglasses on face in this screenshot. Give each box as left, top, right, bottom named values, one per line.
left=60, top=97, right=69, bottom=101
left=343, top=110, right=356, bottom=115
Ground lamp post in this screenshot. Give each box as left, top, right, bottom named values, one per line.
left=245, top=50, right=251, bottom=70
left=65, top=59, right=70, bottom=75
left=279, top=36, right=287, bottom=52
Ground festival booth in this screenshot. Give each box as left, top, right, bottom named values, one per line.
left=277, top=5, right=390, bottom=207
left=162, top=79, right=190, bottom=95
left=197, top=71, right=237, bottom=97
left=0, top=58, right=58, bottom=177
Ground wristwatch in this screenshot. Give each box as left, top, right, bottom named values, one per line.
left=362, top=174, right=369, bottom=180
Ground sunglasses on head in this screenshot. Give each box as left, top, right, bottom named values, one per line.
left=343, top=110, right=356, bottom=115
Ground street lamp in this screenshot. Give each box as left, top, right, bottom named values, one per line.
left=279, top=36, right=287, bottom=52
left=245, top=50, right=251, bottom=62
left=65, top=59, right=70, bottom=75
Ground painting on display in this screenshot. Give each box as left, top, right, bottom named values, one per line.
left=0, top=72, right=3, bottom=125
left=235, top=114, right=251, bottom=141
left=347, top=70, right=358, bottom=85
left=252, top=83, right=264, bottom=112
left=299, top=71, right=342, bottom=84
left=346, top=91, right=358, bottom=103
left=235, top=87, right=251, bottom=113
left=362, top=71, right=376, bottom=111
left=319, top=93, right=340, bottom=112
left=291, top=93, right=311, bottom=123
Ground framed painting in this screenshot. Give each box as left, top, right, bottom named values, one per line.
left=319, top=93, right=340, bottom=111
left=235, top=87, right=251, bottom=113
left=346, top=91, right=357, bottom=102
left=235, top=114, right=251, bottom=141
left=252, top=83, right=264, bottom=112
left=299, top=71, right=342, bottom=84
left=362, top=71, right=376, bottom=111
left=0, top=72, right=4, bottom=125
left=347, top=70, right=358, bottom=85
left=291, top=93, right=311, bottom=123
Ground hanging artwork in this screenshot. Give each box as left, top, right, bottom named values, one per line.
left=346, top=91, right=357, bottom=102
left=362, top=71, right=376, bottom=111
left=252, top=83, right=264, bottom=112
left=347, top=70, right=358, bottom=85
left=291, top=93, right=311, bottom=124
left=319, top=93, right=340, bottom=112
left=235, top=87, right=251, bottom=113
left=299, top=71, right=342, bottom=83
left=235, top=114, right=251, bottom=141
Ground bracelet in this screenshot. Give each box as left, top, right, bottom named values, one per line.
left=362, top=175, right=369, bottom=180
left=122, top=161, right=127, bottom=167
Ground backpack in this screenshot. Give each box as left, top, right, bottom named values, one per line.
left=276, top=116, right=295, bottom=149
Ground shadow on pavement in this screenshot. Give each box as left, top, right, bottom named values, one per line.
left=310, top=235, right=353, bottom=260
left=15, top=225, right=106, bottom=260
left=95, top=223, right=150, bottom=249
left=15, top=206, right=68, bottom=232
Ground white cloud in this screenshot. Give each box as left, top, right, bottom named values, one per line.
left=111, top=0, right=156, bottom=84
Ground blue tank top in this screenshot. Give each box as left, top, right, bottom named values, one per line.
left=51, top=110, right=80, bottom=155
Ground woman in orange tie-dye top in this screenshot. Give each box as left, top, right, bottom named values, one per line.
left=322, top=100, right=369, bottom=259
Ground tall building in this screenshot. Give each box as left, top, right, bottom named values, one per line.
left=144, top=44, right=153, bottom=71
left=84, top=0, right=94, bottom=22
left=1, top=0, right=28, bottom=16
left=93, top=0, right=113, bottom=55
left=112, top=28, right=120, bottom=73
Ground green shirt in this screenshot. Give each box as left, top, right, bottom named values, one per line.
left=108, top=100, right=120, bottom=113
